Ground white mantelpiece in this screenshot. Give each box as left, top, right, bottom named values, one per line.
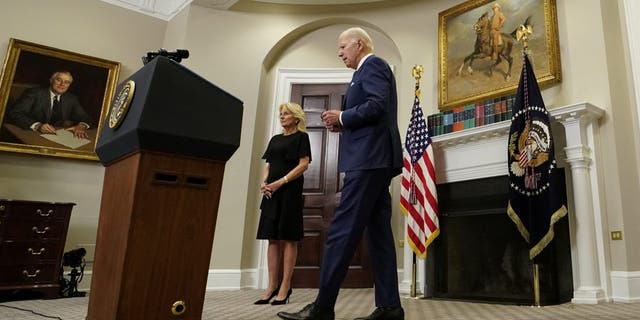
left=400, top=102, right=608, bottom=304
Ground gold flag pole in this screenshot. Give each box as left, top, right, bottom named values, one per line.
left=515, top=23, right=540, bottom=308
left=411, top=254, right=417, bottom=298
left=409, top=64, right=423, bottom=299
left=533, top=263, right=541, bottom=307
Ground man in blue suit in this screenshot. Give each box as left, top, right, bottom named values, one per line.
left=7, top=70, right=92, bottom=139
left=277, top=27, right=404, bottom=320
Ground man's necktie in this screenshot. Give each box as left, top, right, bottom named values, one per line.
left=49, top=95, right=62, bottom=125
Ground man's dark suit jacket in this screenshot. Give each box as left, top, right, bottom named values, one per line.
left=7, top=87, right=92, bottom=130
left=340, top=55, right=403, bottom=173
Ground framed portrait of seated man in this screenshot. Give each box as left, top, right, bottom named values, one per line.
left=0, top=38, right=120, bottom=160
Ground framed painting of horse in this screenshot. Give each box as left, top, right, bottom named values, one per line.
left=438, top=0, right=561, bottom=110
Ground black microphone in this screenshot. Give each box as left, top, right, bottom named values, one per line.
left=142, top=49, right=190, bottom=65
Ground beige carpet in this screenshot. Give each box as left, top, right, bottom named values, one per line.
left=1, top=289, right=640, bottom=320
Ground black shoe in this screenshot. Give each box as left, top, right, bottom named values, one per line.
left=271, top=288, right=293, bottom=305
left=277, top=302, right=335, bottom=320
left=353, top=306, right=404, bottom=320
left=254, top=287, right=279, bottom=305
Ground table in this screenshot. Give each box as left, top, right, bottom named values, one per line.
left=2, top=123, right=97, bottom=152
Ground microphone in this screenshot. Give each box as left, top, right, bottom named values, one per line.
left=142, top=49, right=190, bottom=65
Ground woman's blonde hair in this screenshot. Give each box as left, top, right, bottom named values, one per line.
left=279, top=102, right=307, bottom=133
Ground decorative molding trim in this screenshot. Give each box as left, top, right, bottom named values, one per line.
left=77, top=268, right=640, bottom=304
left=572, top=287, right=607, bottom=304
left=429, top=102, right=604, bottom=184
left=611, top=271, right=640, bottom=303
left=431, top=121, right=510, bottom=148
left=99, top=0, right=193, bottom=20
left=398, top=268, right=421, bottom=296
left=431, top=121, right=510, bottom=184
left=204, top=269, right=257, bottom=290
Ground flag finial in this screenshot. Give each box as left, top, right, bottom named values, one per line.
left=515, top=23, right=533, bottom=51
left=412, top=64, right=423, bottom=100
left=412, top=64, right=423, bottom=81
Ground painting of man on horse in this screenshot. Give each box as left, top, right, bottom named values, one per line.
left=456, top=10, right=531, bottom=81
left=439, top=0, right=562, bottom=110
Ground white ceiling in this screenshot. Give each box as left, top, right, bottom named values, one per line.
left=253, top=0, right=383, bottom=3
left=100, top=0, right=385, bottom=20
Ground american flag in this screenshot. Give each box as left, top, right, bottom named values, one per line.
left=400, top=93, right=439, bottom=258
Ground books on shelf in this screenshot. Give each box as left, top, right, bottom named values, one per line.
left=426, top=94, right=515, bottom=137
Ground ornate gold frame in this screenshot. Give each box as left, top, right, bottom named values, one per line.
left=438, top=0, right=561, bottom=111
left=0, top=38, right=120, bottom=160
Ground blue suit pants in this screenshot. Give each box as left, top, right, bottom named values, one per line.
left=315, top=168, right=401, bottom=310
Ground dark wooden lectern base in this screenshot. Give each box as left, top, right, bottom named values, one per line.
left=87, top=151, right=225, bottom=320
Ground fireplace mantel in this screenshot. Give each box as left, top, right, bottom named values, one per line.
left=429, top=102, right=604, bottom=185
left=400, top=102, right=609, bottom=304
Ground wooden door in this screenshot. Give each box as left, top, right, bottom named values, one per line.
left=290, top=83, right=373, bottom=288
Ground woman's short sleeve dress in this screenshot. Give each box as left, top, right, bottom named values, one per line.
left=256, top=131, right=311, bottom=241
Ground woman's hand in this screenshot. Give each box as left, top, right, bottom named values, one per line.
left=261, top=181, right=272, bottom=199
left=262, top=179, right=285, bottom=199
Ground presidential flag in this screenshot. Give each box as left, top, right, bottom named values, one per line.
left=507, top=53, right=567, bottom=260
left=400, top=89, right=439, bottom=258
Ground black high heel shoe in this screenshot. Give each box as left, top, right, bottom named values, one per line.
left=253, top=287, right=279, bottom=305
left=270, top=288, right=292, bottom=305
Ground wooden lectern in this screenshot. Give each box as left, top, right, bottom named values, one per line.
left=87, top=57, right=243, bottom=320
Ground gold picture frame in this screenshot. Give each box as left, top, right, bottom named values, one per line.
left=0, top=38, right=120, bottom=160
left=438, top=0, right=561, bottom=111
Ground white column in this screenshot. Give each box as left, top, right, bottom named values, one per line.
left=552, top=102, right=607, bottom=304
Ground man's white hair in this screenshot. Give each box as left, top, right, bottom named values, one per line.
left=340, top=27, right=374, bottom=51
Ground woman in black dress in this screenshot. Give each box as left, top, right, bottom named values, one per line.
left=254, top=102, right=311, bottom=305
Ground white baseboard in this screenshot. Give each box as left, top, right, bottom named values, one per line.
left=611, top=271, right=640, bottom=303
left=76, top=268, right=640, bottom=304
left=398, top=269, right=424, bottom=296
left=74, top=269, right=260, bottom=292
left=205, top=269, right=258, bottom=290
left=76, top=268, right=403, bottom=292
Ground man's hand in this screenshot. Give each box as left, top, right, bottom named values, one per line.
left=321, top=110, right=342, bottom=132
left=328, top=123, right=343, bottom=132
left=66, top=124, right=89, bottom=139
left=36, top=123, right=57, bottom=135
